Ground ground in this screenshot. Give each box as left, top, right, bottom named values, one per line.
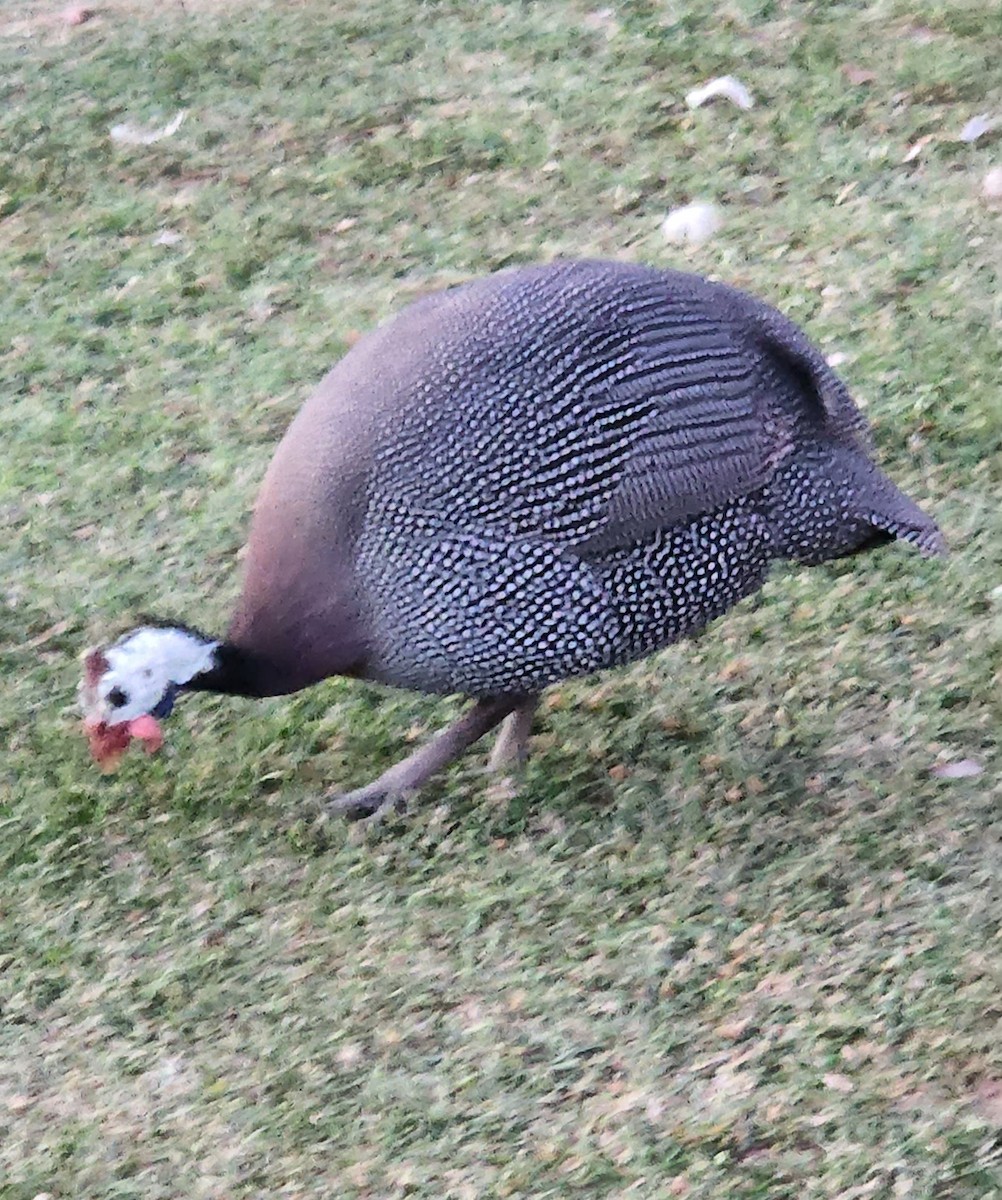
left=0, top=1, right=1000, bottom=1196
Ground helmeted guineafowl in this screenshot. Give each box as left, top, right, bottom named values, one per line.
left=80, top=259, right=944, bottom=818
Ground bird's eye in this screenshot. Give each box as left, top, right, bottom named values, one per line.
left=107, top=686, right=128, bottom=709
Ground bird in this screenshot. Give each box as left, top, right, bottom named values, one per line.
left=79, top=259, right=945, bottom=820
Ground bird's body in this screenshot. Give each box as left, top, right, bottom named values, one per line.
left=229, top=259, right=939, bottom=697
left=81, top=260, right=944, bottom=815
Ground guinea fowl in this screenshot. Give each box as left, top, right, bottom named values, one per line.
left=80, top=259, right=944, bottom=819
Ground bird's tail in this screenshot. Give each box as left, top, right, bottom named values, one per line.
left=850, top=458, right=946, bottom=558
left=766, top=445, right=947, bottom=564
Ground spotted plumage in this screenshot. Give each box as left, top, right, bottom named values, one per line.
left=81, top=259, right=944, bottom=818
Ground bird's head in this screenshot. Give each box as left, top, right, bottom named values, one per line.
left=79, top=625, right=218, bottom=771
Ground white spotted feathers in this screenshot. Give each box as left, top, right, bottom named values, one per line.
left=330, top=260, right=943, bottom=697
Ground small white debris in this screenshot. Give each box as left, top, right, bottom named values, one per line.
left=336, top=1041, right=364, bottom=1068
left=982, top=166, right=1002, bottom=199
left=842, top=64, right=877, bottom=86
left=152, top=229, right=183, bottom=246
left=582, top=8, right=619, bottom=37
left=110, top=110, right=187, bottom=147
left=931, top=759, right=983, bottom=780
left=959, top=114, right=997, bottom=143
left=822, top=1072, right=855, bottom=1094
left=902, top=134, right=936, bottom=163
left=685, top=76, right=755, bottom=111
left=248, top=300, right=275, bottom=322
left=661, top=202, right=722, bottom=246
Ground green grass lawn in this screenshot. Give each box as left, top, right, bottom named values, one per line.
left=1, top=0, right=1000, bottom=1195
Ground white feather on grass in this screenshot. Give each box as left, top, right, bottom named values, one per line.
left=685, top=76, right=755, bottom=111
left=661, top=202, right=723, bottom=246
left=111, top=111, right=187, bottom=147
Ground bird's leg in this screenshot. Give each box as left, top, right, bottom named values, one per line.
left=324, top=696, right=525, bottom=822
left=487, top=694, right=539, bottom=772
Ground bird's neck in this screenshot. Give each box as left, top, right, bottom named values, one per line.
left=184, top=640, right=295, bottom=699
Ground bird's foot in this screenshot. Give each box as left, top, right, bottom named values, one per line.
left=319, top=696, right=533, bottom=825
left=323, top=783, right=413, bottom=825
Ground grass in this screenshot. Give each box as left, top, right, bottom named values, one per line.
left=1, top=0, right=1000, bottom=1195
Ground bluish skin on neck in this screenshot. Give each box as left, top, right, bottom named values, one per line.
left=151, top=684, right=177, bottom=719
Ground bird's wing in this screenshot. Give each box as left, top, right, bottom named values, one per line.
left=524, top=312, right=777, bottom=553
left=554, top=289, right=865, bottom=554
left=742, top=295, right=867, bottom=446
left=377, top=263, right=867, bottom=556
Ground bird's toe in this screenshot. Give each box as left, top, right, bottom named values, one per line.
left=324, top=783, right=410, bottom=823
